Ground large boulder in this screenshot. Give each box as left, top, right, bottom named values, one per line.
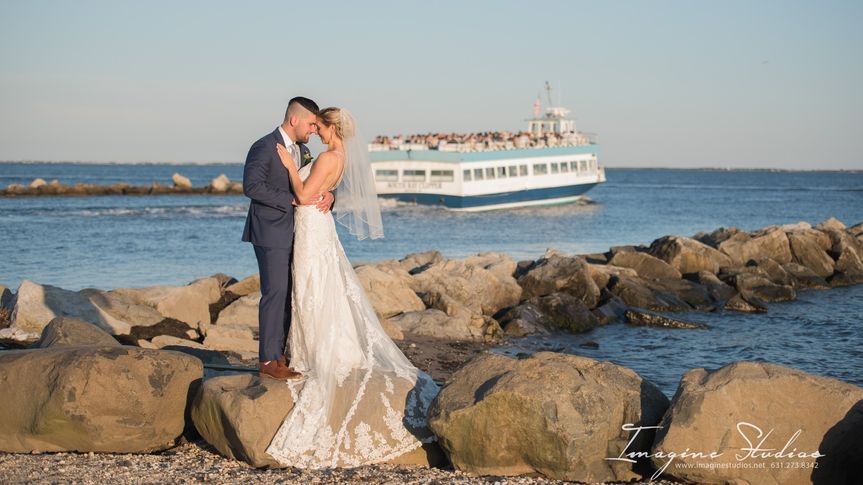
left=215, top=292, right=260, bottom=328
left=397, top=250, right=445, bottom=274
left=202, top=323, right=258, bottom=358
left=607, top=275, right=692, bottom=312
left=34, top=317, right=121, bottom=348
left=428, top=352, right=669, bottom=482
left=652, top=361, right=863, bottom=485
left=192, top=374, right=444, bottom=469
left=717, top=227, right=793, bottom=265
left=0, top=284, right=12, bottom=310
left=781, top=262, right=829, bottom=289
left=787, top=231, right=835, bottom=278
left=225, top=274, right=260, bottom=297
left=685, top=271, right=737, bottom=305
left=11, top=281, right=163, bottom=336
left=497, top=302, right=551, bottom=337
left=821, top=227, right=863, bottom=285
left=111, top=276, right=223, bottom=333
left=730, top=272, right=796, bottom=303
left=461, top=252, right=519, bottom=285
left=648, top=236, right=733, bottom=275
left=608, top=251, right=682, bottom=281
left=0, top=346, right=202, bottom=453
left=355, top=264, right=425, bottom=319
left=388, top=309, right=499, bottom=341
left=525, top=293, right=601, bottom=333
left=413, top=260, right=521, bottom=317
left=518, top=251, right=600, bottom=308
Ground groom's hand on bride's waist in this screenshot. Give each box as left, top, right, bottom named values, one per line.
left=315, top=191, right=334, bottom=213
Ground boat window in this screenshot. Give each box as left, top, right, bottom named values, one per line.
left=560, top=162, right=569, bottom=173
left=590, top=159, right=596, bottom=170
left=579, top=160, right=588, bottom=172
left=463, top=169, right=472, bottom=182
left=474, top=168, right=484, bottom=180
left=431, top=170, right=454, bottom=182
left=508, top=165, right=518, bottom=177
left=496, top=166, right=506, bottom=178
left=375, top=169, right=398, bottom=182
left=551, top=163, right=560, bottom=174
left=519, top=165, right=528, bottom=176
left=403, top=169, right=426, bottom=182
left=534, top=163, right=548, bottom=175
left=570, top=161, right=578, bottom=171
left=486, top=167, right=496, bottom=179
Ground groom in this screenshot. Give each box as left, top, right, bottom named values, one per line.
left=242, top=96, right=334, bottom=380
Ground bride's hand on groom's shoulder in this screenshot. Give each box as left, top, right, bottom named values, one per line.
left=275, top=143, right=294, bottom=170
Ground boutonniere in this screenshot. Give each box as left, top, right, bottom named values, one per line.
left=302, top=151, right=313, bottom=164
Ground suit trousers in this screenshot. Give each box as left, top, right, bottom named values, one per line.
left=253, top=245, right=293, bottom=362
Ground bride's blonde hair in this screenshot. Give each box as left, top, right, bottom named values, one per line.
left=318, top=107, right=355, bottom=139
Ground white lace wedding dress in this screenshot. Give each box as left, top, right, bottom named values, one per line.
left=266, top=163, right=439, bottom=468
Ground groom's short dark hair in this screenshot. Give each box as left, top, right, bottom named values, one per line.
left=286, top=97, right=320, bottom=119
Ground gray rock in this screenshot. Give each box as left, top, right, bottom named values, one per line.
left=645, top=278, right=715, bottom=310
left=517, top=251, right=600, bottom=307
left=428, top=352, right=669, bottom=482
left=527, top=292, right=601, bottom=333
left=652, top=361, right=863, bottom=485
left=0, top=346, right=202, bottom=453
left=731, top=272, right=796, bottom=302
left=781, top=262, right=829, bottom=288
left=624, top=309, right=708, bottom=329
left=684, top=271, right=736, bottom=305
left=34, top=317, right=121, bottom=348
left=591, top=293, right=628, bottom=324
left=693, top=226, right=742, bottom=247
left=607, top=275, right=692, bottom=312
left=498, top=303, right=550, bottom=337
left=724, top=293, right=768, bottom=313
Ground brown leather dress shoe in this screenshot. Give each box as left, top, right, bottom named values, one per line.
left=259, top=360, right=302, bottom=380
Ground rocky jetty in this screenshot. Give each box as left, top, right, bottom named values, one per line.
left=1, top=217, right=861, bottom=482
left=1, top=173, right=243, bottom=197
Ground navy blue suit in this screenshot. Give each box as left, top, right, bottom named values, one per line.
left=242, top=128, right=311, bottom=362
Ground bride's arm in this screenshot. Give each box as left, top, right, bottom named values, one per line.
left=276, top=144, right=336, bottom=205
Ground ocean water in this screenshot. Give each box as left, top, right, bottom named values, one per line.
left=1, top=162, right=861, bottom=395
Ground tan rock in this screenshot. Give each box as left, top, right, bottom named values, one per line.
left=814, top=216, right=846, bottom=231
left=11, top=281, right=163, bottom=336
left=718, top=227, right=792, bottom=265
left=34, top=317, right=120, bottom=349
left=225, top=274, right=260, bottom=297
left=215, top=292, right=260, bottom=329
left=389, top=309, right=498, bottom=341
left=151, top=335, right=207, bottom=349
left=518, top=251, right=600, bottom=307
left=111, top=276, right=222, bottom=332
left=171, top=173, right=192, bottom=188
left=648, top=236, right=733, bottom=275
left=652, top=361, right=863, bottom=485
left=787, top=231, right=835, bottom=278
left=29, top=178, right=47, bottom=189
left=608, top=251, right=682, bottom=281
left=428, top=352, right=669, bottom=482
left=0, top=346, right=202, bottom=453
left=209, top=174, right=230, bottom=192
left=414, top=260, right=521, bottom=316
left=203, top=323, right=258, bottom=354
left=355, top=264, right=424, bottom=319
left=192, top=374, right=444, bottom=468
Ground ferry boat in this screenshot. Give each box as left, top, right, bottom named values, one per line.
left=368, top=84, right=606, bottom=211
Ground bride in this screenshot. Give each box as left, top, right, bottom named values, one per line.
left=265, top=107, right=439, bottom=468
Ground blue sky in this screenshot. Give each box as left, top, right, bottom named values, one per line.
left=1, top=0, right=861, bottom=168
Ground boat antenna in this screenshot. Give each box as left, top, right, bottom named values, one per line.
left=545, top=81, right=554, bottom=108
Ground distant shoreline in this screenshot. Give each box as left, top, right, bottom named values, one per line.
left=0, top=160, right=860, bottom=173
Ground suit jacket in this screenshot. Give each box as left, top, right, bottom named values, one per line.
left=241, top=129, right=312, bottom=248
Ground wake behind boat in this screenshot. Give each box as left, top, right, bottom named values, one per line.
left=369, top=83, right=606, bottom=211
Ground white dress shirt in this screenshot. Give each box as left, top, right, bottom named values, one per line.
left=278, top=126, right=300, bottom=168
